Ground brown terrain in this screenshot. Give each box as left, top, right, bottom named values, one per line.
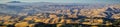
left=0, top=3, right=120, bottom=27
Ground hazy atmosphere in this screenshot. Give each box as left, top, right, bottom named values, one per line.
left=0, top=0, right=120, bottom=27
left=0, top=0, right=120, bottom=3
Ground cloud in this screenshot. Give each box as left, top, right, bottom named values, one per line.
left=0, top=0, right=9, bottom=1
left=0, top=0, right=11, bottom=3
left=0, top=0, right=11, bottom=1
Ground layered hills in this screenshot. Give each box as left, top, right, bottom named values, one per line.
left=0, top=2, right=120, bottom=27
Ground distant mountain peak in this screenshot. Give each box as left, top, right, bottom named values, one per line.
left=7, top=1, right=21, bottom=3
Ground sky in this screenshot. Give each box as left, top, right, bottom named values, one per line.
left=0, top=0, right=120, bottom=4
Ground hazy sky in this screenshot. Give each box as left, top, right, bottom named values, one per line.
left=0, top=0, right=120, bottom=4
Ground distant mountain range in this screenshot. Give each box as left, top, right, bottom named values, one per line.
left=0, top=2, right=119, bottom=16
